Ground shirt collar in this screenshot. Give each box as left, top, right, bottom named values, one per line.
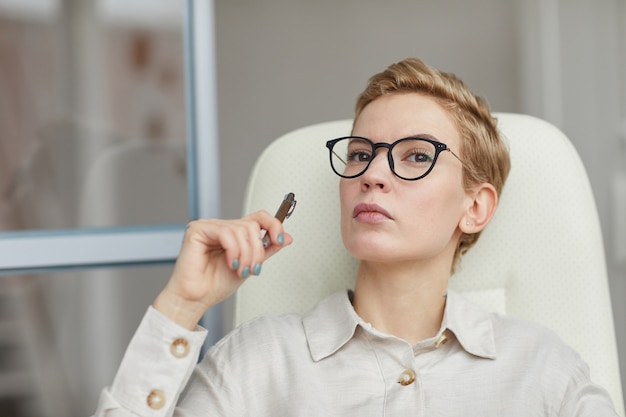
left=444, top=290, right=496, bottom=359
left=302, top=291, right=361, bottom=362
left=302, top=289, right=496, bottom=362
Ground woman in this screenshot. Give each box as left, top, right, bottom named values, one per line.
left=95, top=58, right=618, bottom=416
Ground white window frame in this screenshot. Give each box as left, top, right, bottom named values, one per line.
left=0, top=0, right=219, bottom=276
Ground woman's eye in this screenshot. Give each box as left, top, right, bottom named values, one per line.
left=406, top=150, right=433, bottom=164
left=347, top=151, right=371, bottom=163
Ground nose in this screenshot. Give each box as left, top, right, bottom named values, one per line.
left=360, top=149, right=392, bottom=191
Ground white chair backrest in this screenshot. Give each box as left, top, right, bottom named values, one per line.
left=235, top=113, right=624, bottom=412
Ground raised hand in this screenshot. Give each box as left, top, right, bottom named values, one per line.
left=153, top=211, right=293, bottom=329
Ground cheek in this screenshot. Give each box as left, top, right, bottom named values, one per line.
left=339, top=180, right=352, bottom=228
left=339, top=178, right=354, bottom=207
left=339, top=179, right=366, bottom=252
left=403, top=183, right=467, bottom=230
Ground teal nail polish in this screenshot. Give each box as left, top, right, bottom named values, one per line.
left=277, top=233, right=284, bottom=246
left=253, top=263, right=262, bottom=276
left=232, top=259, right=239, bottom=270
left=242, top=267, right=250, bottom=279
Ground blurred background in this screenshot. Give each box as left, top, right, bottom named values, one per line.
left=0, top=0, right=625, bottom=415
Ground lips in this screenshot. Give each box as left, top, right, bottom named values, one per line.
left=352, top=203, right=392, bottom=222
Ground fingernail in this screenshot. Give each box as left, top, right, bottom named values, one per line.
left=242, top=267, right=250, bottom=279
left=277, top=233, right=284, bottom=245
left=232, top=259, right=239, bottom=270
left=253, top=263, right=262, bottom=276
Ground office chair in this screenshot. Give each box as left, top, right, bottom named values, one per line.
left=235, top=114, right=624, bottom=413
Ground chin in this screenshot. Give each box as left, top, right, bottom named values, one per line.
left=341, top=221, right=402, bottom=261
left=343, top=238, right=397, bottom=263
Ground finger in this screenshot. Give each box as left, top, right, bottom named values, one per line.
left=241, top=221, right=267, bottom=277
left=244, top=210, right=275, bottom=230
left=198, top=220, right=253, bottom=279
left=213, top=225, right=243, bottom=273
left=264, top=224, right=288, bottom=248
left=247, top=210, right=289, bottom=249
left=262, top=231, right=294, bottom=259
left=231, top=224, right=256, bottom=279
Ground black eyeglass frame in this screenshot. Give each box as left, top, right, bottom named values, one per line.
left=325, top=136, right=464, bottom=181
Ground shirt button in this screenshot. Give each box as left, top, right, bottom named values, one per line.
left=434, top=332, right=449, bottom=348
left=398, top=369, right=416, bottom=386
left=147, top=389, right=166, bottom=409
left=170, top=338, right=190, bottom=358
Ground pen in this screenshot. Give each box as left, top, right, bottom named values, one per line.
left=262, top=192, right=297, bottom=248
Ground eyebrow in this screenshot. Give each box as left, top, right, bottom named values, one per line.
left=353, top=133, right=444, bottom=143
left=402, top=133, right=442, bottom=142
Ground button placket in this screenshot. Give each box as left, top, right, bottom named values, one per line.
left=144, top=337, right=191, bottom=411
left=396, top=345, right=418, bottom=387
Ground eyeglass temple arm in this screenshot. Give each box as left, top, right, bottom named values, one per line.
left=332, top=149, right=347, bottom=165
left=447, top=148, right=466, bottom=167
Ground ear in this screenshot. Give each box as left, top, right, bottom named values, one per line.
left=459, top=183, right=498, bottom=234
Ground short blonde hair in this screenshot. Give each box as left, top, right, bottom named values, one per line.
left=354, top=57, right=511, bottom=272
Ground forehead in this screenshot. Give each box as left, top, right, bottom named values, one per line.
left=352, top=93, right=460, bottom=147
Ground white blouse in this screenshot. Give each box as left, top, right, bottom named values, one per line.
left=95, top=290, right=619, bottom=416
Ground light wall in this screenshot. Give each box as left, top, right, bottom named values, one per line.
left=213, top=0, right=521, bottom=218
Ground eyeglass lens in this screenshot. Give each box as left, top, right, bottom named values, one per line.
left=330, top=137, right=438, bottom=180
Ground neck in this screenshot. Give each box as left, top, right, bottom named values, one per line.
left=352, top=260, right=449, bottom=345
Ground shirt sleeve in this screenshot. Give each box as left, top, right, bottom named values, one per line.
left=93, top=306, right=208, bottom=417
left=559, top=356, right=621, bottom=417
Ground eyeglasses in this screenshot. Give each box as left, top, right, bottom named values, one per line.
left=325, top=136, right=464, bottom=181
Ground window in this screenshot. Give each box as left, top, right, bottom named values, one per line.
left=0, top=1, right=218, bottom=415
left=0, top=0, right=219, bottom=272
